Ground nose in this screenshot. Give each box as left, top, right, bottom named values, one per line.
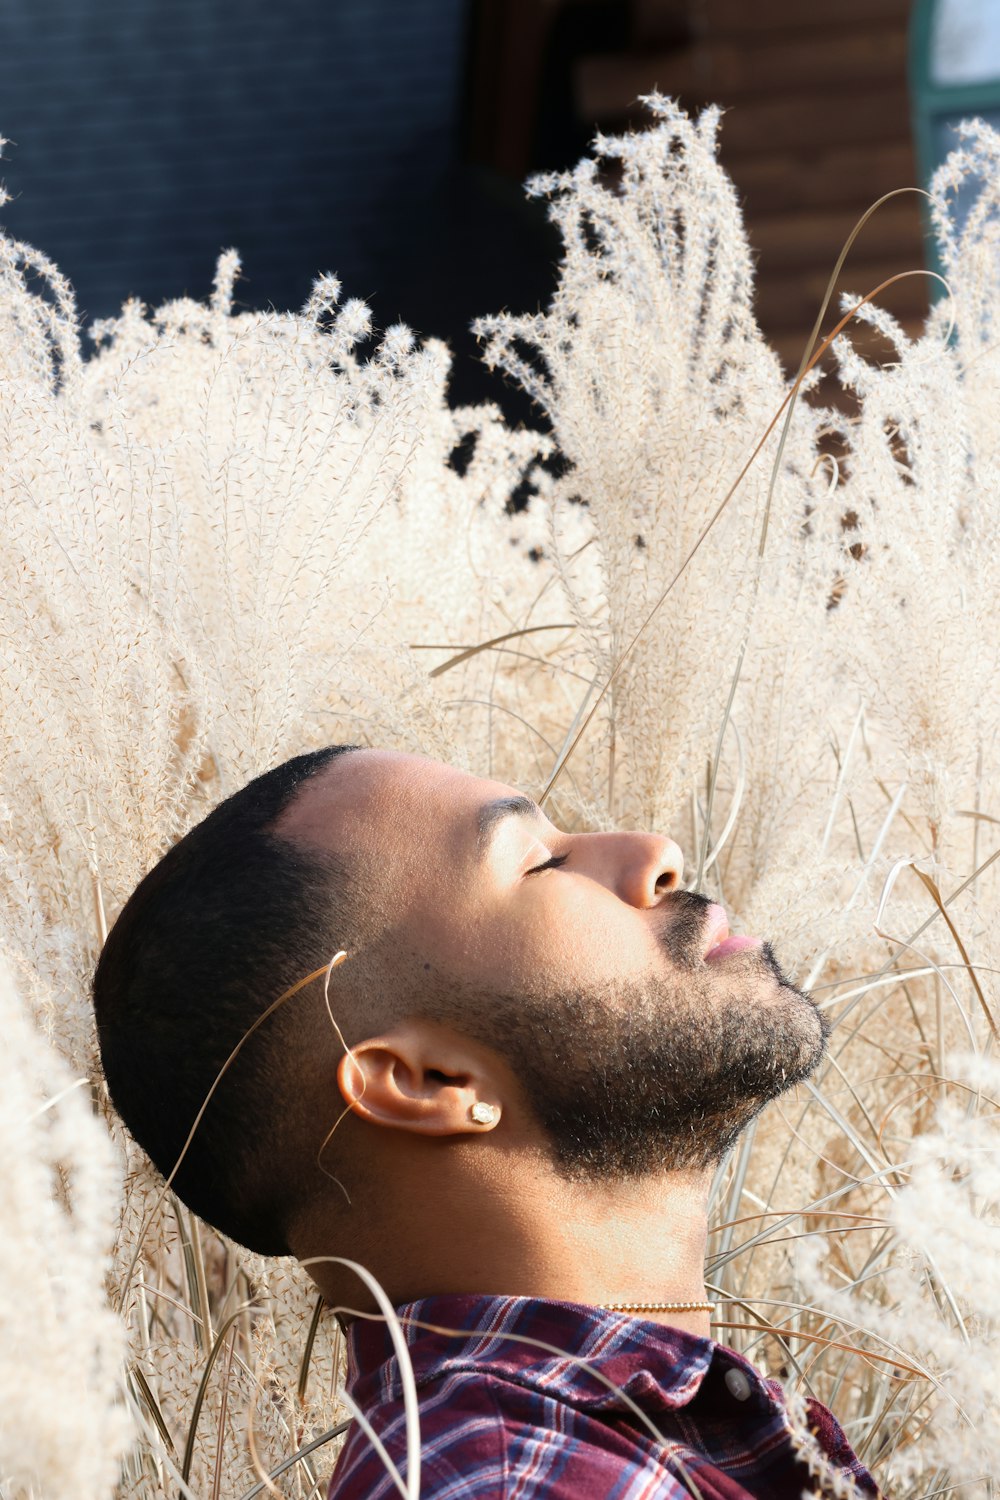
left=573, top=830, right=685, bottom=908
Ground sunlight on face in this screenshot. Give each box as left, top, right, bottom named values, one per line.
left=275, top=750, right=827, bottom=1174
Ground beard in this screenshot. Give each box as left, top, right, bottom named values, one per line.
left=433, top=892, right=828, bottom=1179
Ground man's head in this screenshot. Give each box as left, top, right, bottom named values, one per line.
left=93, top=747, right=827, bottom=1261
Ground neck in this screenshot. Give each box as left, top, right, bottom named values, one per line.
left=299, top=1138, right=714, bottom=1340
left=492, top=1161, right=714, bottom=1336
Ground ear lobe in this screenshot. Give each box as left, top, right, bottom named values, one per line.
left=336, top=1025, right=502, bottom=1138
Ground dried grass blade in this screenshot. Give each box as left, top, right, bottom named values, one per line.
left=701, top=717, right=745, bottom=877
left=129, top=1363, right=177, bottom=1455
left=709, top=1321, right=925, bottom=1379
left=238, top=1423, right=352, bottom=1500
left=422, top=622, right=575, bottom=679
left=911, top=867, right=1000, bottom=1043
left=182, top=1305, right=255, bottom=1484
left=791, top=189, right=935, bottom=386
left=297, top=1292, right=326, bottom=1405
left=211, top=1324, right=238, bottom=1500
left=821, top=704, right=865, bottom=859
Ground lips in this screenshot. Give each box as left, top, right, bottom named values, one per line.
left=701, top=903, right=762, bottom=962
left=705, top=934, right=762, bottom=961
left=701, top=903, right=730, bottom=956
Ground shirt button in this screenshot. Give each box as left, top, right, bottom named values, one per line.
left=725, top=1367, right=752, bottom=1401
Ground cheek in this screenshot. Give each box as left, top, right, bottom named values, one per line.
left=488, top=886, right=663, bottom=985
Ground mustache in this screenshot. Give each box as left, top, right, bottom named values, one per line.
left=654, top=890, right=715, bottom=965
left=656, top=891, right=815, bottom=1003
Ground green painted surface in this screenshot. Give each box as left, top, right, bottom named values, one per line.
left=910, top=0, right=1000, bottom=276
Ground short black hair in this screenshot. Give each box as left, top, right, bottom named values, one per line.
left=93, top=745, right=358, bottom=1255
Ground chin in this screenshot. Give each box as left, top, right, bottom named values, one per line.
left=726, top=940, right=829, bottom=1086
left=769, top=972, right=830, bottom=1084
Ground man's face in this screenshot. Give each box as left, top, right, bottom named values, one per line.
left=277, top=750, right=827, bottom=1174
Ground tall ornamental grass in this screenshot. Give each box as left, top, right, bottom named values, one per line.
left=1, top=98, right=997, bottom=1497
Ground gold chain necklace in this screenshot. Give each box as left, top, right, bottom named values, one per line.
left=600, top=1300, right=714, bottom=1314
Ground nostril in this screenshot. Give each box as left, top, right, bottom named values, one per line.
left=651, top=836, right=685, bottom=898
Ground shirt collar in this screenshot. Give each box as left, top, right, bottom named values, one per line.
left=346, top=1293, right=717, bottom=1417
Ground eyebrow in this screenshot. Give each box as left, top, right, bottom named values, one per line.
left=476, top=795, right=545, bottom=858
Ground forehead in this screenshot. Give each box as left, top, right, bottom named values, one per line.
left=272, top=749, right=519, bottom=862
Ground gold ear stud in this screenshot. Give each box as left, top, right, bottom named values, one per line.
left=470, top=1102, right=499, bottom=1125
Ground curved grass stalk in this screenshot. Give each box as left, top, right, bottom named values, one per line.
left=803, top=778, right=910, bottom=993
left=410, top=642, right=593, bottom=686
left=820, top=1048, right=892, bottom=1166
left=708, top=1115, right=758, bottom=1266
left=705, top=1282, right=813, bottom=1391
left=416, top=621, right=575, bottom=679
left=803, top=1079, right=899, bottom=1193
left=909, top=866, right=999, bottom=1044
left=306, top=1260, right=423, bottom=1500
left=709, top=1303, right=931, bottom=1384
left=123, top=1379, right=201, bottom=1500
left=441, top=697, right=587, bottom=808
left=696, top=190, right=945, bottom=890
left=118, top=955, right=349, bottom=1312
left=28, top=1073, right=88, bottom=1121
left=865, top=862, right=984, bottom=1054
left=326, top=1389, right=411, bottom=1500
left=538, top=266, right=941, bottom=811
left=802, top=1073, right=970, bottom=1350
left=138, top=1281, right=262, bottom=1389
left=238, top=1423, right=352, bottom=1500
left=823, top=830, right=1000, bottom=1039
left=128, top=1363, right=177, bottom=1457
left=701, top=717, right=745, bottom=879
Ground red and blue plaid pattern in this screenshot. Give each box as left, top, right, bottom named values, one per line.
left=328, top=1294, right=879, bottom=1498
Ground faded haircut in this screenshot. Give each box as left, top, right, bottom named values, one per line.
left=93, top=746, right=358, bottom=1254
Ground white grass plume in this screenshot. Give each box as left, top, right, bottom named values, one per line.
left=0, top=954, right=128, bottom=1496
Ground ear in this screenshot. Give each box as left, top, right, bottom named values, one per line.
left=336, top=1019, right=503, bottom=1137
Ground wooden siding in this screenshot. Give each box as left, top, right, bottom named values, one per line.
left=574, top=0, right=928, bottom=371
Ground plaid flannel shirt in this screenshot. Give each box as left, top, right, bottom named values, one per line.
left=328, top=1294, right=880, bottom=1499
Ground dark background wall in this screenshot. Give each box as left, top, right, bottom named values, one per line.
left=1, top=0, right=470, bottom=320
left=0, top=0, right=577, bottom=414
left=0, top=0, right=926, bottom=415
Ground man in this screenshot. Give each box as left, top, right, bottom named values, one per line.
left=94, top=745, right=877, bottom=1498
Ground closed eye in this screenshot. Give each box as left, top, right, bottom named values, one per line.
left=526, top=853, right=569, bottom=875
